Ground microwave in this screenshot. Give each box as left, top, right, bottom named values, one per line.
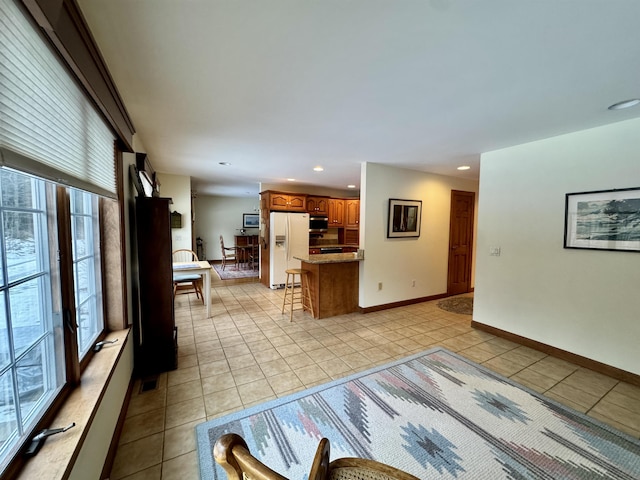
left=309, top=215, right=329, bottom=233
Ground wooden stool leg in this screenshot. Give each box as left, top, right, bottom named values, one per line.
left=301, top=272, right=314, bottom=318
left=282, top=272, right=291, bottom=314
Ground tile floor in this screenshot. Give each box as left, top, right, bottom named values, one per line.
left=110, top=278, right=640, bottom=479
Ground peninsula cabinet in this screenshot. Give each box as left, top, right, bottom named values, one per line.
left=264, top=191, right=306, bottom=212
left=134, top=197, right=177, bottom=376
left=328, top=198, right=344, bottom=227
left=306, top=196, right=329, bottom=215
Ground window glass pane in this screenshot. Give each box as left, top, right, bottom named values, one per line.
left=9, top=278, right=45, bottom=358
left=70, top=189, right=103, bottom=358
left=0, top=369, right=18, bottom=453
left=16, top=344, right=45, bottom=423
left=4, top=212, right=39, bottom=284
left=0, top=292, right=8, bottom=369
left=0, top=168, right=64, bottom=472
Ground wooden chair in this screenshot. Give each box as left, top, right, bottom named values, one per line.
left=213, top=433, right=420, bottom=480
left=172, top=249, right=204, bottom=303
left=220, top=235, right=238, bottom=270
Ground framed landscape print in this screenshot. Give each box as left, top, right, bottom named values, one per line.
left=564, top=187, right=640, bottom=252
left=387, top=198, right=422, bottom=238
left=243, top=213, right=259, bottom=228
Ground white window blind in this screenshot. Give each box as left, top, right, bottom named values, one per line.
left=0, top=0, right=116, bottom=197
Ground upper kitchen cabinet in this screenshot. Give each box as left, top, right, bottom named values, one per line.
left=345, top=199, right=360, bottom=228
left=328, top=198, right=344, bottom=227
left=306, top=196, right=329, bottom=215
left=262, top=191, right=307, bottom=212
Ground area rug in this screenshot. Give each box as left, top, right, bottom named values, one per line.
left=438, top=296, right=474, bottom=315
left=195, top=347, right=640, bottom=480
left=211, top=262, right=258, bottom=280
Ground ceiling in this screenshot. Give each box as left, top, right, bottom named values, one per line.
left=77, top=0, right=640, bottom=197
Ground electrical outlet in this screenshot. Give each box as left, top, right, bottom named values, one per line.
left=489, top=246, right=501, bottom=256
left=378, top=282, right=383, bottom=291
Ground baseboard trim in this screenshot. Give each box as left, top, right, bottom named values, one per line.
left=360, top=292, right=449, bottom=314
left=471, top=321, right=640, bottom=388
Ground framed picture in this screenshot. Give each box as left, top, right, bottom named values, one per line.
left=387, top=198, right=422, bottom=238
left=564, top=187, right=640, bottom=252
left=243, top=213, right=259, bottom=229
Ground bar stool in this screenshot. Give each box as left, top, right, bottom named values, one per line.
left=282, top=268, right=314, bottom=321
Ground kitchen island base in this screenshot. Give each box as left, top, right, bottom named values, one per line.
left=301, top=260, right=359, bottom=319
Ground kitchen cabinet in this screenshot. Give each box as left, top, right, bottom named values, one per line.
left=264, top=191, right=307, bottom=212
left=345, top=199, right=360, bottom=228
left=328, top=198, right=344, bottom=227
left=306, top=196, right=329, bottom=215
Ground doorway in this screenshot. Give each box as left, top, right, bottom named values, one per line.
left=447, top=190, right=475, bottom=295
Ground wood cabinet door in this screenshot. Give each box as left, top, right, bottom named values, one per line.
left=307, top=196, right=329, bottom=215
left=269, top=193, right=290, bottom=210
left=328, top=199, right=344, bottom=226
left=345, top=200, right=360, bottom=227
left=287, top=194, right=306, bottom=211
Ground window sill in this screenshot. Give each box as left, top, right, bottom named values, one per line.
left=17, top=329, right=132, bottom=479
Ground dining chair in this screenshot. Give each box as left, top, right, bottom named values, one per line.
left=213, top=433, right=420, bottom=480
left=219, top=235, right=238, bottom=270
left=172, top=249, right=204, bottom=303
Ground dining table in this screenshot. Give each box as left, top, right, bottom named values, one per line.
left=172, top=260, right=213, bottom=317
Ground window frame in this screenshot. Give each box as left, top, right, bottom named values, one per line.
left=0, top=173, right=108, bottom=477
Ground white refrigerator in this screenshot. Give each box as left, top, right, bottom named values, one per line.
left=269, top=211, right=309, bottom=289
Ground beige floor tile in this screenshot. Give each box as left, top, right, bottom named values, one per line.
left=481, top=356, right=525, bottom=377
left=166, top=379, right=203, bottom=406
left=232, top=365, right=266, bottom=385
left=167, top=365, right=201, bottom=387
left=296, top=364, right=331, bottom=386
left=547, top=382, right=600, bottom=410
left=589, top=398, right=640, bottom=432
left=160, top=451, right=200, bottom=480
left=165, top=396, right=206, bottom=429
left=199, top=359, right=230, bottom=379
left=119, top=408, right=166, bottom=445
left=237, top=379, right=276, bottom=405
left=526, top=356, right=579, bottom=381
left=111, top=432, right=163, bottom=479
left=118, top=464, right=162, bottom=480
left=163, top=419, right=200, bottom=461
left=227, top=353, right=258, bottom=370
left=204, top=386, right=242, bottom=415
left=511, top=368, right=560, bottom=392
left=268, top=371, right=305, bottom=394
left=126, top=389, right=167, bottom=418
left=561, top=368, right=618, bottom=398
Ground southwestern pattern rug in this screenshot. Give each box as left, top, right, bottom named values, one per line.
left=211, top=262, right=258, bottom=280
left=196, top=347, right=640, bottom=480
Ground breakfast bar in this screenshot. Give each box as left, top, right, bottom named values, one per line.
left=293, top=252, right=363, bottom=319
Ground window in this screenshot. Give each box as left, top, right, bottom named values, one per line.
left=0, top=169, right=65, bottom=467
left=70, top=189, right=103, bottom=359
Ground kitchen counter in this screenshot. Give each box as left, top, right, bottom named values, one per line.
left=293, top=253, right=362, bottom=319
left=294, top=252, right=363, bottom=264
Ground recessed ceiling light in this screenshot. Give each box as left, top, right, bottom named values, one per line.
left=287, top=178, right=296, bottom=182
left=347, top=184, right=356, bottom=189
left=608, top=99, right=640, bottom=110
left=457, top=165, right=471, bottom=171
left=219, top=162, right=231, bottom=166
left=313, top=166, right=324, bottom=172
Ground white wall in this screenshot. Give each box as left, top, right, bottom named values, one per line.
left=359, top=162, right=479, bottom=308
left=474, top=118, right=640, bottom=375
left=156, top=173, right=192, bottom=251
left=194, top=195, right=260, bottom=260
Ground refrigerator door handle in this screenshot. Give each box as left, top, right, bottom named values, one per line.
left=285, top=214, right=290, bottom=261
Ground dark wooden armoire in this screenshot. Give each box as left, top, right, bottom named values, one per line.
left=133, top=196, right=177, bottom=376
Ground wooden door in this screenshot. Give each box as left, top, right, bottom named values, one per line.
left=447, top=190, right=475, bottom=295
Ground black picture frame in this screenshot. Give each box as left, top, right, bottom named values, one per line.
left=564, top=187, right=640, bottom=252
left=243, top=213, right=259, bottom=229
left=387, top=198, right=422, bottom=238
